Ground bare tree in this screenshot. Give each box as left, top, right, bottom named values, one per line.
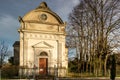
left=0, top=41, right=9, bottom=68
left=67, top=0, right=120, bottom=76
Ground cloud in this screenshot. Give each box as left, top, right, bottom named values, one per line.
left=72, top=0, right=80, bottom=5
left=0, top=0, right=80, bottom=51
left=46, top=0, right=80, bottom=21
left=57, top=0, right=80, bottom=21
left=0, top=14, right=19, bottom=45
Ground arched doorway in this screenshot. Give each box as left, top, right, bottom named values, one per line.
left=39, top=52, right=48, bottom=75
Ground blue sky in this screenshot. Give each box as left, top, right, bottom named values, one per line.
left=0, top=0, right=80, bottom=51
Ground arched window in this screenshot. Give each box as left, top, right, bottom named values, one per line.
left=40, top=52, right=48, bottom=56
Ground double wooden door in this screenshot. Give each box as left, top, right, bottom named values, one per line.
left=39, top=58, right=48, bottom=75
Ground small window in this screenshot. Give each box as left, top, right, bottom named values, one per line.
left=40, top=52, right=48, bottom=56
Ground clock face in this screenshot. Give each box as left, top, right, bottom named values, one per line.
left=40, top=14, right=47, bottom=21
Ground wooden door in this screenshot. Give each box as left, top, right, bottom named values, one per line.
left=39, top=58, right=47, bottom=75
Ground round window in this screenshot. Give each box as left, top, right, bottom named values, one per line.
left=40, top=14, right=47, bottom=21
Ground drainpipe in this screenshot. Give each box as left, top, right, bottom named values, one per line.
left=32, top=46, right=36, bottom=78
left=57, top=40, right=59, bottom=77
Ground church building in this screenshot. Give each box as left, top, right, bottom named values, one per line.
left=15, top=2, right=68, bottom=77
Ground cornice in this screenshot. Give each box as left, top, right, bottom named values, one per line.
left=23, top=20, right=65, bottom=26
left=18, top=29, right=66, bottom=35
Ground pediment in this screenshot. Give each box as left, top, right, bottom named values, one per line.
left=22, top=2, right=64, bottom=25
left=32, top=41, right=53, bottom=48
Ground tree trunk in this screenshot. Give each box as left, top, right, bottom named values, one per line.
left=104, top=54, right=110, bottom=76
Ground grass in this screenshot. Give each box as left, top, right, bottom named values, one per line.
left=67, top=65, right=120, bottom=77
left=67, top=71, right=120, bottom=78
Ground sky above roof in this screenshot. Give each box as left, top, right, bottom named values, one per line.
left=0, top=0, right=80, bottom=50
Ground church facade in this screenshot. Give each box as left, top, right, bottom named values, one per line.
left=17, top=2, right=68, bottom=77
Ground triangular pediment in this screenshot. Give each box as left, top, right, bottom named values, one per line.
left=32, top=41, right=53, bottom=48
